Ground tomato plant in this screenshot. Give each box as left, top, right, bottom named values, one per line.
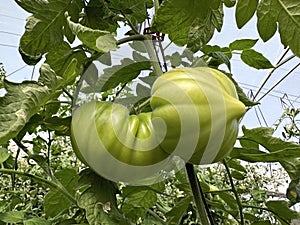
left=0, top=0, right=300, bottom=224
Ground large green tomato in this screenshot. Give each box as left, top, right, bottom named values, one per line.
left=71, top=67, right=245, bottom=182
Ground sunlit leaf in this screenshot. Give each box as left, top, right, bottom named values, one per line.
left=96, top=57, right=151, bottom=92
left=229, top=39, right=258, bottom=50
left=257, top=0, right=300, bottom=57
left=0, top=62, right=81, bottom=144
left=235, top=0, right=259, bottom=28
left=165, top=196, right=193, bottom=225
left=231, top=126, right=300, bottom=179
left=266, top=200, right=300, bottom=223
left=45, top=42, right=85, bottom=82
left=67, top=17, right=117, bottom=53
left=287, top=178, right=300, bottom=204
left=15, top=0, right=72, bottom=64
left=124, top=189, right=157, bottom=208
left=224, top=0, right=236, bottom=7
left=0, top=148, right=10, bottom=164
left=44, top=169, right=78, bottom=217
left=0, top=211, right=25, bottom=223
left=256, top=0, right=277, bottom=42
left=83, top=0, right=118, bottom=32
left=24, top=218, right=51, bottom=225
left=227, top=159, right=247, bottom=173
left=109, top=0, right=152, bottom=24
left=251, top=221, right=272, bottom=225
left=241, top=49, right=273, bottom=69
left=152, top=0, right=224, bottom=51
left=218, top=192, right=238, bottom=210
left=76, top=169, right=129, bottom=225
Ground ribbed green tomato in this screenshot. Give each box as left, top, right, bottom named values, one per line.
left=71, top=67, right=245, bottom=182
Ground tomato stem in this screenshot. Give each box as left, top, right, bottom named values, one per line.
left=144, top=36, right=164, bottom=76
left=186, top=163, right=212, bottom=225
left=117, top=34, right=163, bottom=76
left=0, top=168, right=77, bottom=205
left=117, top=34, right=146, bottom=45
left=223, top=159, right=245, bottom=225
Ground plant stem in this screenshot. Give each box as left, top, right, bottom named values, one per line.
left=186, top=163, right=211, bottom=225
left=144, top=36, right=163, bottom=76
left=131, top=98, right=151, bottom=114
left=0, top=168, right=77, bottom=205
left=116, top=34, right=146, bottom=45
left=63, top=88, right=73, bottom=101
left=223, top=160, right=244, bottom=225
left=120, top=11, right=139, bottom=34
left=154, top=0, right=160, bottom=12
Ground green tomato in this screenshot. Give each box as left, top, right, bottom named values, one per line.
left=71, top=67, right=245, bottom=182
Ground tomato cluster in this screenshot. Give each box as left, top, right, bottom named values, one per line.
left=71, top=67, right=245, bottom=182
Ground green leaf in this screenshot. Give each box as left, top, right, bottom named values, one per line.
left=109, top=0, right=152, bottom=24
left=227, top=159, right=247, bottom=173
left=166, top=52, right=182, bottom=68
left=224, top=0, right=236, bottom=8
left=165, top=196, right=193, bottom=225
left=201, top=45, right=232, bottom=69
left=257, top=0, right=300, bottom=57
left=83, top=0, right=118, bottom=32
left=218, top=192, right=238, bottom=210
left=0, top=80, right=51, bottom=144
left=191, top=58, right=208, bottom=67
left=44, top=190, right=72, bottom=218
left=187, top=7, right=224, bottom=52
left=232, top=126, right=300, bottom=179
left=235, top=0, right=259, bottom=28
left=287, top=178, right=300, bottom=204
left=143, top=214, right=165, bottom=225
left=121, top=204, right=146, bottom=222
left=266, top=200, right=300, bottom=223
left=206, top=198, right=238, bottom=219
left=16, top=114, right=43, bottom=141
left=0, top=211, right=25, bottom=223
left=16, top=0, right=72, bottom=64
left=64, top=0, right=84, bottom=43
left=43, top=116, right=71, bottom=135
left=96, top=57, right=151, bottom=92
left=241, top=49, right=273, bottom=69
left=139, top=76, right=158, bottom=86
left=24, top=218, right=51, bottom=225
left=230, top=170, right=246, bottom=180
left=136, top=83, right=151, bottom=97
left=0, top=58, right=82, bottom=144
left=43, top=168, right=79, bottom=218
left=129, top=41, right=147, bottom=53
left=45, top=42, right=85, bottom=81
left=251, top=221, right=271, bottom=225
left=229, top=39, right=258, bottom=50
left=256, top=0, right=277, bottom=42
left=210, top=52, right=231, bottom=70
left=152, top=0, right=224, bottom=51
left=232, top=146, right=300, bottom=163
left=76, top=169, right=126, bottom=225
left=66, top=16, right=117, bottom=53
left=201, top=45, right=231, bottom=55
left=244, top=212, right=259, bottom=222
left=121, top=185, right=159, bottom=220
left=0, top=148, right=10, bottom=164
left=125, top=190, right=157, bottom=208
